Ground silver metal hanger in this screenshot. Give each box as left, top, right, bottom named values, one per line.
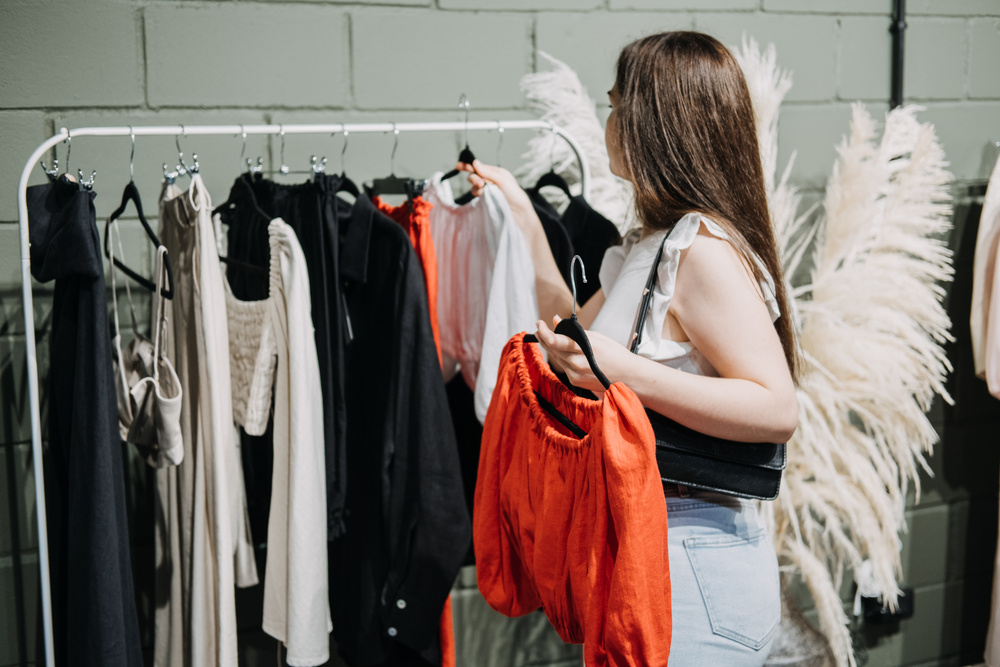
left=279, top=125, right=290, bottom=175
left=340, top=129, right=350, bottom=175
left=496, top=121, right=504, bottom=167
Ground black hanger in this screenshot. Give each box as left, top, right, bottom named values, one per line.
left=441, top=145, right=475, bottom=183
left=336, top=173, right=361, bottom=199
left=533, top=170, right=574, bottom=200
left=444, top=141, right=477, bottom=205
left=103, top=180, right=175, bottom=300
left=524, top=256, right=611, bottom=390
left=367, top=124, right=411, bottom=198
left=212, top=173, right=269, bottom=222
left=212, top=174, right=271, bottom=277
left=523, top=256, right=610, bottom=438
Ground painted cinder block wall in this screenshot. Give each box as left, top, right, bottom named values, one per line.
left=1, top=1, right=999, bottom=665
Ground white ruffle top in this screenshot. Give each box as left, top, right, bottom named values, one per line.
left=589, top=212, right=780, bottom=377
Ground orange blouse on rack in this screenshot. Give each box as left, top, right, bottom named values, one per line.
left=373, top=195, right=442, bottom=365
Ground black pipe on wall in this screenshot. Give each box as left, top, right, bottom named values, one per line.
left=890, top=0, right=907, bottom=108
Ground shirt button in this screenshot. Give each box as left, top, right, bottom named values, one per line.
left=387, top=627, right=398, bottom=637
left=396, top=599, right=407, bottom=610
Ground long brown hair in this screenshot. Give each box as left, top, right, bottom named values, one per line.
left=612, top=31, right=797, bottom=377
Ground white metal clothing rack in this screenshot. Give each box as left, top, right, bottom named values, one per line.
left=16, top=119, right=590, bottom=667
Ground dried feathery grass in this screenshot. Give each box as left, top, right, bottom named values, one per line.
left=516, top=51, right=636, bottom=233
left=516, top=44, right=954, bottom=667
left=740, top=36, right=954, bottom=667
left=768, top=101, right=954, bottom=667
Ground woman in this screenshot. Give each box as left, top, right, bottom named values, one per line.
left=460, top=31, right=798, bottom=665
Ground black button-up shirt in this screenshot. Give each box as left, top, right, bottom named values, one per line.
left=28, top=177, right=144, bottom=666
left=330, top=189, right=471, bottom=666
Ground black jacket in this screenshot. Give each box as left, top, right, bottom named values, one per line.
left=561, top=195, right=621, bottom=301
left=27, top=177, right=144, bottom=666
left=330, top=187, right=470, bottom=666
left=528, top=189, right=574, bottom=288
left=526, top=188, right=620, bottom=304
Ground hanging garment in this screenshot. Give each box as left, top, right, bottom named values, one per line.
left=372, top=194, right=456, bottom=667
left=155, top=175, right=258, bottom=667
left=971, top=154, right=1000, bottom=399
left=27, top=176, right=144, bottom=667
left=109, top=229, right=184, bottom=468
left=526, top=188, right=621, bottom=304
left=425, top=174, right=539, bottom=423
left=475, top=333, right=672, bottom=667
left=527, top=188, right=574, bottom=288
left=560, top=195, right=621, bottom=300
left=373, top=194, right=442, bottom=364
left=330, top=184, right=470, bottom=666
left=221, top=175, right=348, bottom=540
left=221, top=216, right=332, bottom=666
left=979, top=154, right=1000, bottom=667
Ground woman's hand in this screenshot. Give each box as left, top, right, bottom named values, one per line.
left=457, top=160, right=578, bottom=324
left=456, top=159, right=538, bottom=234
left=534, top=316, right=635, bottom=393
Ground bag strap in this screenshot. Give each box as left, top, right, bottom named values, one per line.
left=628, top=226, right=676, bottom=354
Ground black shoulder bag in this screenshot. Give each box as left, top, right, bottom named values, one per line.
left=632, top=230, right=786, bottom=500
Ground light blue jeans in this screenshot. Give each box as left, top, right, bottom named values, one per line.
left=665, top=487, right=781, bottom=666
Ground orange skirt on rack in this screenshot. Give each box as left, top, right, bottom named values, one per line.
left=474, top=333, right=672, bottom=667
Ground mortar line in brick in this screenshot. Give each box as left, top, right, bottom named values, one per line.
left=263, top=111, right=274, bottom=172
left=964, top=18, right=972, bottom=100
left=346, top=12, right=356, bottom=110
left=139, top=6, right=150, bottom=110
left=43, top=118, right=56, bottom=169
left=620, top=7, right=754, bottom=13
left=530, top=15, right=537, bottom=73
left=834, top=16, right=842, bottom=101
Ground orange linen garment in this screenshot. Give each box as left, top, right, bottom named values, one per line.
left=475, top=333, right=672, bottom=666
left=373, top=195, right=442, bottom=365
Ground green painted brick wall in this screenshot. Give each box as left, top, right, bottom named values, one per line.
left=2, top=1, right=999, bottom=666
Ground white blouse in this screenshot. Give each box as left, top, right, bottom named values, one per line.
left=971, top=154, right=1000, bottom=399
left=425, top=173, right=540, bottom=423
left=221, top=218, right=331, bottom=667
left=590, top=212, right=780, bottom=377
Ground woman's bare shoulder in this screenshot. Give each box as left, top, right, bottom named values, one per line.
left=674, top=224, right=766, bottom=310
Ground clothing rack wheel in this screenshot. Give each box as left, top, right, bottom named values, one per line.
left=15, top=119, right=590, bottom=667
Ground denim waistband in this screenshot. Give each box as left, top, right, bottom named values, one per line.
left=663, top=482, right=749, bottom=510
